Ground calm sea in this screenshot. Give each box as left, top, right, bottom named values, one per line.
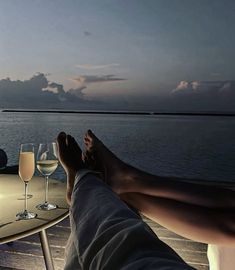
left=1, top=111, right=235, bottom=183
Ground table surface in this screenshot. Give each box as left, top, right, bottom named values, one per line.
left=0, top=174, right=69, bottom=244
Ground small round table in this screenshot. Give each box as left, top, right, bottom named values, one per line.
left=0, top=174, right=69, bottom=270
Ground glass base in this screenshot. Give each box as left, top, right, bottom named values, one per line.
left=36, top=202, right=57, bottom=211
left=16, top=210, right=37, bottom=220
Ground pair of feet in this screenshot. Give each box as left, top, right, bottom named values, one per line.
left=57, top=130, right=131, bottom=204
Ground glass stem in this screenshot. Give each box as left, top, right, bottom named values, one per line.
left=45, top=176, right=49, bottom=204
left=24, top=182, right=28, bottom=213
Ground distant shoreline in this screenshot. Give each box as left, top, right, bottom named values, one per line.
left=2, top=109, right=235, bottom=117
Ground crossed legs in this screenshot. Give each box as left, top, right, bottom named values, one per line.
left=83, top=130, right=235, bottom=245
left=57, top=132, right=194, bottom=270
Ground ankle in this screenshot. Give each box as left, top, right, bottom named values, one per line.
left=122, top=166, right=143, bottom=193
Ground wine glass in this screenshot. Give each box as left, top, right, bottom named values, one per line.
left=36, top=142, right=58, bottom=210
left=16, top=143, right=37, bottom=220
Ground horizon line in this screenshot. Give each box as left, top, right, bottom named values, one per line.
left=2, top=109, right=235, bottom=117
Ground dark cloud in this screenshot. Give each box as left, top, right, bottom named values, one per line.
left=168, top=80, right=235, bottom=111
left=47, top=82, right=65, bottom=94
left=0, top=73, right=126, bottom=110
left=83, top=31, right=92, bottom=36
left=67, top=86, right=86, bottom=99
left=172, top=80, right=235, bottom=96
left=0, top=73, right=95, bottom=109
left=75, top=63, right=119, bottom=70
left=94, top=80, right=235, bottom=112
left=73, top=75, right=126, bottom=84
left=0, top=73, right=48, bottom=102
left=0, top=74, right=234, bottom=112
left=70, top=75, right=126, bottom=104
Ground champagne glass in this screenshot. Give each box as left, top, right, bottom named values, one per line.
left=36, top=143, right=58, bottom=210
left=16, top=143, right=37, bottom=220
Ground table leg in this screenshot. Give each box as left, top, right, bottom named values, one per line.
left=39, top=229, right=55, bottom=270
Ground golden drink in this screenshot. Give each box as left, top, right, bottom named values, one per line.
left=37, top=160, right=58, bottom=176
left=19, top=152, right=35, bottom=182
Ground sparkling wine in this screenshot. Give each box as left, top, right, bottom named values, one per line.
left=19, top=152, right=35, bottom=182
left=37, top=160, right=58, bottom=176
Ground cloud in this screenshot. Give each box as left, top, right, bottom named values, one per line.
left=172, top=80, right=209, bottom=94
left=219, top=82, right=232, bottom=93
left=72, top=75, right=126, bottom=84
left=67, top=86, right=86, bottom=99
left=172, top=81, right=190, bottom=93
left=0, top=72, right=127, bottom=110
left=0, top=73, right=234, bottom=112
left=172, top=80, right=235, bottom=96
left=0, top=73, right=95, bottom=109
left=83, top=31, right=92, bottom=36
left=166, top=80, right=235, bottom=112
left=0, top=73, right=48, bottom=97
left=47, top=82, right=65, bottom=94
left=70, top=74, right=126, bottom=96
left=75, top=63, right=119, bottom=70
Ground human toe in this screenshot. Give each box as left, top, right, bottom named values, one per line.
left=67, top=134, right=82, bottom=155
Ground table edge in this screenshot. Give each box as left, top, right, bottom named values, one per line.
left=0, top=211, right=69, bottom=244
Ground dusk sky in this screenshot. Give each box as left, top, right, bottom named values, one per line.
left=0, top=0, right=235, bottom=111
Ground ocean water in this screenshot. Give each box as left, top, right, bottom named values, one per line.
left=0, top=111, right=235, bottom=183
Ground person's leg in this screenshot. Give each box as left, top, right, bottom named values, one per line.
left=57, top=132, right=194, bottom=270
left=120, top=192, right=235, bottom=245
left=83, top=130, right=235, bottom=245
left=84, top=130, right=235, bottom=209
left=57, top=132, right=85, bottom=205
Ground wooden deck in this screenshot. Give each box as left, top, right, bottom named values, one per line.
left=0, top=216, right=208, bottom=270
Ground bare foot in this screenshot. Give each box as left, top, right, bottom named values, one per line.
left=57, top=132, right=85, bottom=205
left=83, top=130, right=134, bottom=194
